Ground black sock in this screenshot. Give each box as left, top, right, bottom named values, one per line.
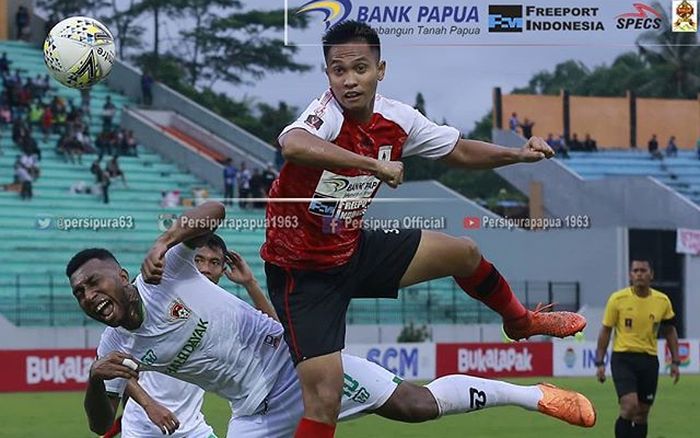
left=615, top=417, right=632, bottom=438
left=630, top=422, right=648, bottom=438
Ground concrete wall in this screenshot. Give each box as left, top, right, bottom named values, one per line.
left=121, top=108, right=224, bottom=191
left=502, top=94, right=562, bottom=138
left=104, top=60, right=277, bottom=164
left=570, top=95, right=629, bottom=147
left=637, top=97, right=699, bottom=149
left=684, top=255, right=700, bottom=338
left=499, top=91, right=700, bottom=148
left=493, top=129, right=700, bottom=229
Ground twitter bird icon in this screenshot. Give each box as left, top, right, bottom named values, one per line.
left=35, top=215, right=53, bottom=230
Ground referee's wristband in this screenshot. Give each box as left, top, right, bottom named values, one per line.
left=671, top=360, right=681, bottom=366
left=594, top=360, right=605, bottom=367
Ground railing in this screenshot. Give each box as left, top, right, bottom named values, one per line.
left=0, top=274, right=580, bottom=327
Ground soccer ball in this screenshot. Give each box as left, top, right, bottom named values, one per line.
left=43, top=16, right=116, bottom=89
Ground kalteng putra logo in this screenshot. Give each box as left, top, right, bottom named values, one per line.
left=297, top=0, right=353, bottom=29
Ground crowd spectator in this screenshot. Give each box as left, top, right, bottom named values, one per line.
left=519, top=118, right=535, bottom=138
left=222, top=158, right=237, bottom=206
left=41, top=104, right=53, bottom=141
left=583, top=133, right=597, bottom=152
left=569, top=133, right=584, bottom=151
left=250, top=168, right=264, bottom=208
left=15, top=6, right=30, bottom=41
left=80, top=88, right=91, bottom=120
left=14, top=160, right=32, bottom=200
left=106, top=156, right=127, bottom=187
left=101, top=95, right=116, bottom=131
left=648, top=134, right=663, bottom=160
left=553, top=134, right=570, bottom=159
left=141, top=72, right=154, bottom=106
left=238, top=162, right=251, bottom=209
left=90, top=158, right=102, bottom=183
left=0, top=52, right=10, bottom=75
left=666, top=136, right=678, bottom=157
left=98, top=166, right=110, bottom=204
left=121, top=130, right=138, bottom=156
left=20, top=150, right=39, bottom=179
left=262, top=162, right=277, bottom=196
left=509, top=112, right=519, bottom=132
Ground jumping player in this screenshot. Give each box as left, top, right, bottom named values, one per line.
left=72, top=202, right=595, bottom=438
left=261, top=20, right=587, bottom=437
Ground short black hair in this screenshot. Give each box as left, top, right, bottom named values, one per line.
left=322, top=20, right=380, bottom=61
left=630, top=258, right=654, bottom=271
left=205, top=234, right=227, bottom=257
left=66, top=248, right=119, bottom=278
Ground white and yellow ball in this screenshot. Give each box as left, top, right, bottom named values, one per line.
left=43, top=16, right=116, bottom=89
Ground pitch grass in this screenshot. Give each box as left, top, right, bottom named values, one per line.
left=0, top=376, right=697, bottom=437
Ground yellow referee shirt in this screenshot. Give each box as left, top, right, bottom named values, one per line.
left=602, top=287, right=675, bottom=356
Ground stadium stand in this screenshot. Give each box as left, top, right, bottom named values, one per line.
left=563, top=150, right=700, bottom=205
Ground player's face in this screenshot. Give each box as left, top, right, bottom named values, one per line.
left=630, top=261, right=653, bottom=288
left=325, top=42, right=385, bottom=118
left=70, top=259, right=131, bottom=327
left=195, top=246, right=225, bottom=284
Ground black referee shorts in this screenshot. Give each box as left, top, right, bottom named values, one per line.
left=265, top=228, right=422, bottom=365
left=610, top=352, right=660, bottom=405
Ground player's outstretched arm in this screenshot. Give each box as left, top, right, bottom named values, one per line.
left=663, top=323, right=681, bottom=384
left=594, top=325, right=612, bottom=383
left=224, top=250, right=279, bottom=321
left=440, top=137, right=554, bottom=170
left=125, top=379, right=181, bottom=435
left=84, top=352, right=139, bottom=434
left=280, top=129, right=404, bottom=187
left=142, top=201, right=225, bottom=284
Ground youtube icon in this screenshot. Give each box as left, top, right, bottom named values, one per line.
left=463, top=217, right=481, bottom=229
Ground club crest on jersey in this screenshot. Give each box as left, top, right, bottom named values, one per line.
left=168, top=298, right=191, bottom=322
left=305, top=114, right=324, bottom=130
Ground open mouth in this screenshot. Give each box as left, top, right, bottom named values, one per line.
left=344, top=91, right=362, bottom=101
left=95, top=298, right=114, bottom=320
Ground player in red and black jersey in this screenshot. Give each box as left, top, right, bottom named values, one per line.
left=261, top=21, right=588, bottom=438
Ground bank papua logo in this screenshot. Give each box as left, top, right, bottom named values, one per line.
left=297, top=0, right=353, bottom=29
left=665, top=341, right=691, bottom=367
left=615, top=3, right=662, bottom=30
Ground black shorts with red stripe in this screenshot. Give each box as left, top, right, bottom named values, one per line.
left=265, top=228, right=422, bottom=365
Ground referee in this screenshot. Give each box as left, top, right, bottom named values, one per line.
left=595, top=259, right=681, bottom=438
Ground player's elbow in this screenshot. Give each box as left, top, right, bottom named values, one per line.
left=87, top=418, right=111, bottom=435
left=279, top=131, right=306, bottom=162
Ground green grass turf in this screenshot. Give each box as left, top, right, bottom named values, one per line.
left=0, top=376, right=697, bottom=437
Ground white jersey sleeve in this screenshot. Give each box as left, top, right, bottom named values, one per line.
left=96, top=327, right=135, bottom=397
left=402, top=108, right=460, bottom=160
left=279, top=90, right=343, bottom=142
left=162, top=243, right=199, bottom=281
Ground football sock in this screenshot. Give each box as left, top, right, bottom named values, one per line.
left=426, top=374, right=541, bottom=416
left=630, top=421, right=648, bottom=438
left=454, top=257, right=528, bottom=322
left=615, top=417, right=633, bottom=438
left=294, top=417, right=336, bottom=438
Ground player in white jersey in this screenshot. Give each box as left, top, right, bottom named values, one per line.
left=112, top=234, right=277, bottom=437
left=70, top=202, right=595, bottom=437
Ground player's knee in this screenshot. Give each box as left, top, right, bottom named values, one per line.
left=459, top=236, right=481, bottom=265
left=619, top=397, right=638, bottom=418
left=301, top=382, right=343, bottom=416
left=395, top=387, right=440, bottom=422
left=633, top=405, right=650, bottom=424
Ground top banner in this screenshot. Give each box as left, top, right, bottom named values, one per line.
left=285, top=0, right=697, bottom=46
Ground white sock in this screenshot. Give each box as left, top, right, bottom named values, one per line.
left=425, top=374, right=542, bottom=416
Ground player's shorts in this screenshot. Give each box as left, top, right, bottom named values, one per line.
left=266, top=228, right=422, bottom=364
left=610, top=352, right=659, bottom=405
left=227, top=353, right=401, bottom=437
